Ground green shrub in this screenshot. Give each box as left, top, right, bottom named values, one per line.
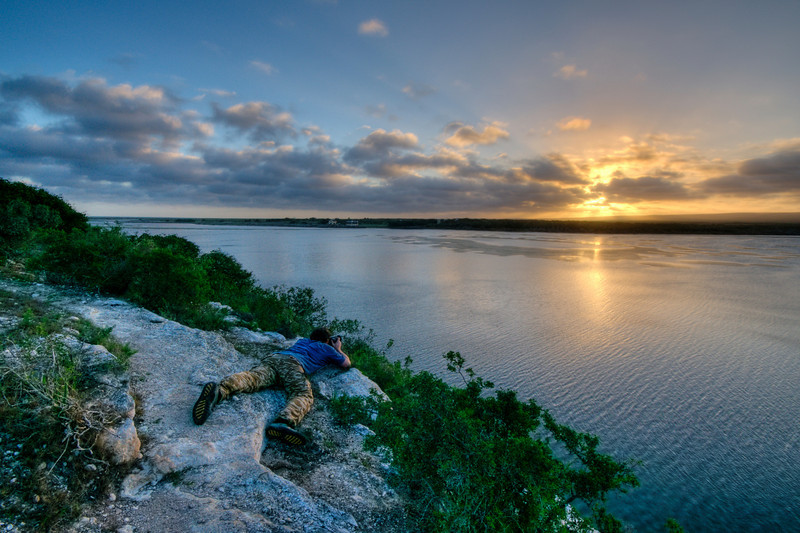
left=235, top=285, right=329, bottom=338
left=178, top=303, right=231, bottom=331
left=30, top=226, right=136, bottom=294
left=74, top=323, right=136, bottom=371
left=126, top=247, right=211, bottom=315
left=0, top=178, right=88, bottom=233
left=331, top=350, right=638, bottom=532
left=24, top=221, right=327, bottom=336
left=0, top=178, right=88, bottom=257
left=665, top=518, right=686, bottom=533
left=328, top=394, right=375, bottom=427
left=349, top=340, right=413, bottom=397
left=136, top=233, right=200, bottom=259
left=3, top=176, right=330, bottom=336
left=200, top=250, right=255, bottom=306
left=274, top=286, right=328, bottom=336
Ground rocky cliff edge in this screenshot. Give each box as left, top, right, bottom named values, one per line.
left=0, top=279, right=408, bottom=533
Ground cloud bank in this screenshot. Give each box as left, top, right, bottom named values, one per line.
left=1, top=74, right=798, bottom=217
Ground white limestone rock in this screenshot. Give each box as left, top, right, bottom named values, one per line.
left=96, top=418, right=142, bottom=465
left=316, top=367, right=390, bottom=402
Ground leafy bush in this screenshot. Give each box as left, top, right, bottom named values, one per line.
left=126, top=247, right=211, bottom=316
left=5, top=179, right=331, bottom=337
left=333, top=350, right=638, bottom=532
left=0, top=178, right=88, bottom=232
left=27, top=224, right=326, bottom=336
left=30, top=226, right=136, bottom=294
left=274, top=286, right=328, bottom=336
left=136, top=233, right=201, bottom=259
left=0, top=177, right=88, bottom=257
left=348, top=338, right=413, bottom=397
left=200, top=250, right=255, bottom=307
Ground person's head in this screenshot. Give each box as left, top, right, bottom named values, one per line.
left=310, top=327, right=332, bottom=344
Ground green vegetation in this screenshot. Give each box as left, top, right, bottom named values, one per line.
left=27, top=222, right=327, bottom=335
left=0, top=291, right=135, bottom=529
left=0, top=178, right=89, bottom=258
left=1, top=181, right=324, bottom=338
left=1, top=177, right=650, bottom=531
left=331, top=348, right=638, bottom=532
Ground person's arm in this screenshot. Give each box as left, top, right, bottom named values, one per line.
left=332, top=337, right=351, bottom=369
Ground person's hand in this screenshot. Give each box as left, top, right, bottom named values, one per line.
left=332, top=336, right=342, bottom=350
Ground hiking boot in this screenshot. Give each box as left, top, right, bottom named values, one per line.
left=192, top=382, right=220, bottom=425
left=266, top=422, right=307, bottom=446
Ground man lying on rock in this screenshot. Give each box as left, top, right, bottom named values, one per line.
left=192, top=327, right=351, bottom=446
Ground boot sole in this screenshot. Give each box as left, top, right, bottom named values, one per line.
left=266, top=424, right=307, bottom=446
left=192, top=382, right=218, bottom=425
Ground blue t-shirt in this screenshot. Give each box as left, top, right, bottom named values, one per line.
left=278, top=338, right=346, bottom=374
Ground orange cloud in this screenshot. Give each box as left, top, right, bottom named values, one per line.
left=557, top=117, right=592, bottom=131
left=555, top=64, right=588, bottom=79
left=359, top=19, right=389, bottom=37
left=445, top=122, right=510, bottom=147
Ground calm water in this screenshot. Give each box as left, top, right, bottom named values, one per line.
left=109, top=221, right=800, bottom=532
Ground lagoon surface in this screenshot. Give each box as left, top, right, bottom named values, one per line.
left=111, top=221, right=800, bottom=532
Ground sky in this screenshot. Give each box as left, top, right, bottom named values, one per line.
left=1, top=0, right=799, bottom=219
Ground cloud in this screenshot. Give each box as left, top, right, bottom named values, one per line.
left=739, top=149, right=800, bottom=178
left=516, top=154, right=589, bottom=185
left=211, top=101, right=296, bottom=141
left=344, top=129, right=418, bottom=164
left=0, top=101, right=17, bottom=125
left=343, top=173, right=584, bottom=213
left=597, top=141, right=662, bottom=165
left=557, top=116, right=591, bottom=131
left=699, top=148, right=800, bottom=196
left=364, top=149, right=469, bottom=179
left=200, top=88, right=237, bottom=98
left=594, top=176, right=695, bottom=203
left=402, top=83, right=437, bottom=100
left=338, top=129, right=586, bottom=210
left=198, top=143, right=349, bottom=192
left=0, top=124, right=119, bottom=165
left=359, top=19, right=389, bottom=37
left=4, top=72, right=796, bottom=217
left=554, top=64, right=588, bottom=80
left=0, top=75, right=191, bottom=148
left=0, top=72, right=592, bottom=215
left=250, top=60, right=277, bottom=75
left=444, top=122, right=510, bottom=147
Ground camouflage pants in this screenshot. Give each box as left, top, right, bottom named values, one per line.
left=218, top=353, right=313, bottom=428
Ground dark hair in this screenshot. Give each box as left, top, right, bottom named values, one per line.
left=309, top=327, right=332, bottom=343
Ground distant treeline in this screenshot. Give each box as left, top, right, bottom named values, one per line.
left=97, top=216, right=800, bottom=235
left=388, top=218, right=800, bottom=235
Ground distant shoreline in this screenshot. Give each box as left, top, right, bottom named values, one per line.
left=91, top=215, right=800, bottom=235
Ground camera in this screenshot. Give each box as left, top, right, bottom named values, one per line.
left=330, top=335, right=342, bottom=344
